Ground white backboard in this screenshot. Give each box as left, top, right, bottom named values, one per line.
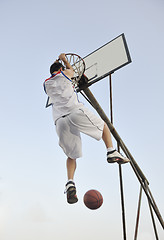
left=83, top=33, right=131, bottom=87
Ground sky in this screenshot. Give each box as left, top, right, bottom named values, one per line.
left=0, top=0, right=164, bottom=239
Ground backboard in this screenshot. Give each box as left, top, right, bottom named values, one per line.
left=45, top=33, right=131, bottom=107
left=82, top=33, right=131, bottom=87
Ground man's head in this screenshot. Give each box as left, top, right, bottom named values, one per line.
left=50, top=61, right=65, bottom=75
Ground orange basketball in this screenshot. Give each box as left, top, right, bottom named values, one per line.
left=83, top=189, right=103, bottom=210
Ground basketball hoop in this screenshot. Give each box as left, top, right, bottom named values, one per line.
left=59, top=53, right=86, bottom=87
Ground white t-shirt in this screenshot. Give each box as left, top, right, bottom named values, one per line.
left=44, top=71, right=84, bottom=123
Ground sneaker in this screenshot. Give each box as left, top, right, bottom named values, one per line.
left=107, top=150, right=130, bottom=164
left=65, top=181, right=78, bottom=204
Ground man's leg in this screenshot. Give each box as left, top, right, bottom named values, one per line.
left=102, top=122, right=113, bottom=148
left=66, top=157, right=76, bottom=180
left=102, top=123, right=130, bottom=164
left=65, top=157, right=78, bottom=204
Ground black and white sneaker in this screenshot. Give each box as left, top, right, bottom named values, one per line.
left=107, top=150, right=130, bottom=164
left=65, top=181, right=78, bottom=204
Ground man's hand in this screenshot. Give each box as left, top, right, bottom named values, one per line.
left=58, top=53, right=71, bottom=68
left=58, top=53, right=74, bottom=79
left=58, top=53, right=67, bottom=62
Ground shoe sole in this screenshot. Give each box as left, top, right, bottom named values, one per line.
left=107, top=157, right=130, bottom=164
left=67, top=187, right=78, bottom=204
left=67, top=195, right=78, bottom=204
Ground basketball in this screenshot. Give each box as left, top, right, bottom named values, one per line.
left=83, top=189, right=103, bottom=210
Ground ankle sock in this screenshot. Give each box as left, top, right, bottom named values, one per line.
left=107, top=147, right=115, bottom=152
left=67, top=179, right=74, bottom=184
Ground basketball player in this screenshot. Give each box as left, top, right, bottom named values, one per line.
left=44, top=53, right=130, bottom=204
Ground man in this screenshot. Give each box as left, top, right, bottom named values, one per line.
left=44, top=53, right=130, bottom=204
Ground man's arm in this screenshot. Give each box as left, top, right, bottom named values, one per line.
left=58, top=53, right=74, bottom=79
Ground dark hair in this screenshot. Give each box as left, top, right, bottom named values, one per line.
left=50, top=62, right=65, bottom=74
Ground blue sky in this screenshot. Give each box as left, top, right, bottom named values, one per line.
left=0, top=0, right=164, bottom=239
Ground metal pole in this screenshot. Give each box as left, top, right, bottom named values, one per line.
left=82, top=87, right=164, bottom=229
left=109, top=74, right=113, bottom=124
left=118, top=163, right=127, bottom=240
left=134, top=185, right=142, bottom=240
left=144, top=182, right=159, bottom=239
left=109, top=75, right=127, bottom=239
left=148, top=201, right=159, bottom=240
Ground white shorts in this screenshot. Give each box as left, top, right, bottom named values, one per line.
left=55, top=107, right=104, bottom=159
